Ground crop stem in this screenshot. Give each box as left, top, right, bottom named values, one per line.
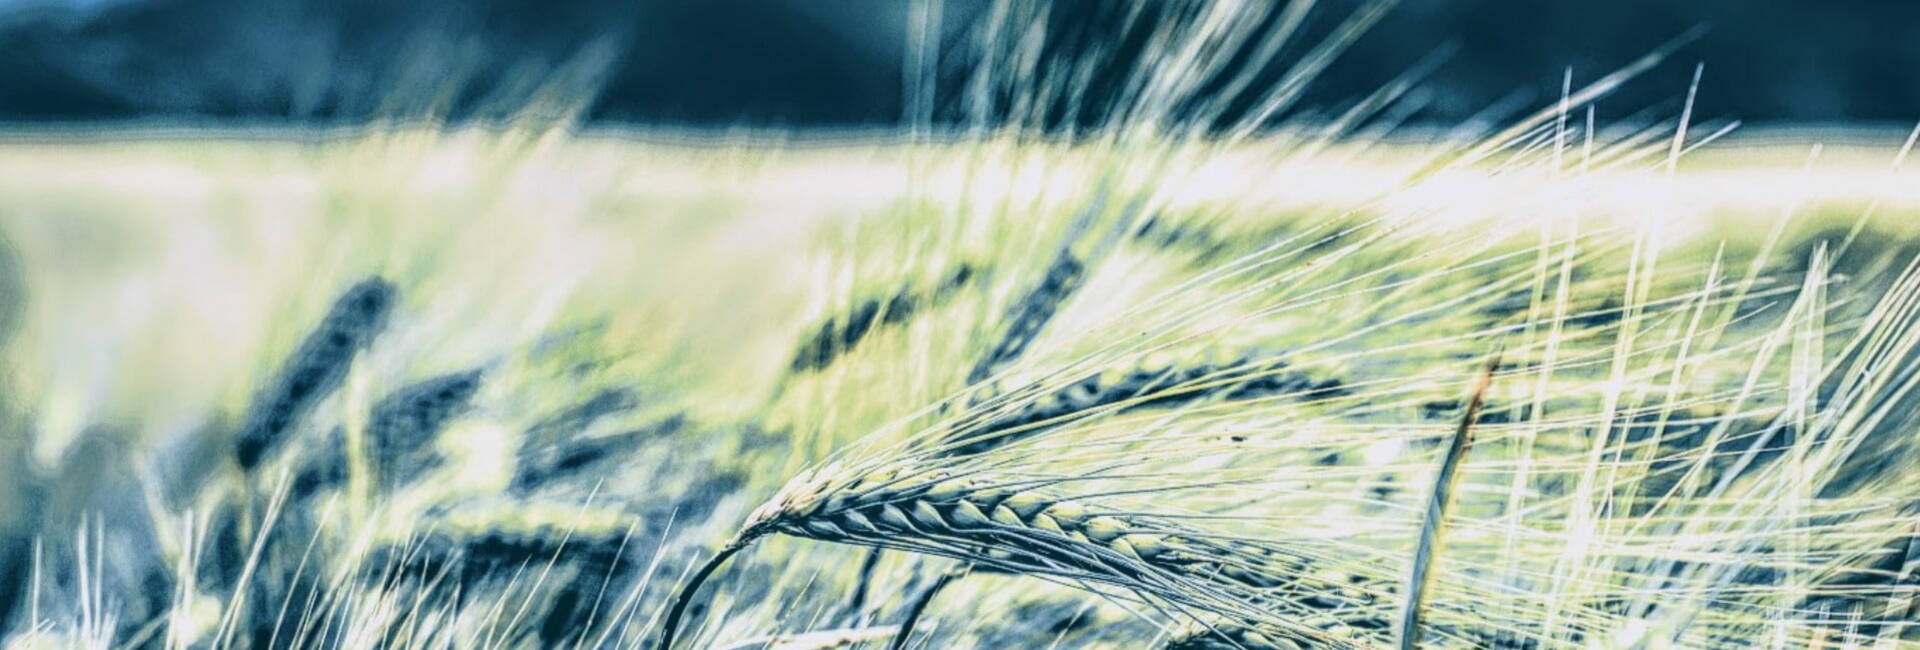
left=657, top=533, right=760, bottom=650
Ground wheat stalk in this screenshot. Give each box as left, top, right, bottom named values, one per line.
left=1392, top=352, right=1499, bottom=649
left=885, top=564, right=966, bottom=650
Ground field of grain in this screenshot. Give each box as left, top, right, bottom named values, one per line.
left=2, top=118, right=1919, bottom=650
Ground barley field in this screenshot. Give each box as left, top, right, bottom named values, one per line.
left=6, top=1, right=1920, bottom=649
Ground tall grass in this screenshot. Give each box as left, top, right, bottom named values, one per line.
left=6, top=0, right=1920, bottom=648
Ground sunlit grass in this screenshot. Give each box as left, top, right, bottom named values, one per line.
left=3, top=120, right=1918, bottom=648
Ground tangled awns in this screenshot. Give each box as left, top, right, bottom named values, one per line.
left=6, top=2, right=1920, bottom=649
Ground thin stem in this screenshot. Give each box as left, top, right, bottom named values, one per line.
left=1395, top=351, right=1500, bottom=649
left=845, top=547, right=885, bottom=622
left=888, top=565, right=968, bottom=650
left=657, top=534, right=757, bottom=650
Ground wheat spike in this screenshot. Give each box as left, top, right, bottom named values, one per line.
left=703, top=461, right=1391, bottom=649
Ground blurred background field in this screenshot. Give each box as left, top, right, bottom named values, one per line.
left=2, top=0, right=1918, bottom=126
left=6, top=123, right=1919, bottom=450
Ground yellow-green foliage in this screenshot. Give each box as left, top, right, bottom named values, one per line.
left=4, top=120, right=1919, bottom=650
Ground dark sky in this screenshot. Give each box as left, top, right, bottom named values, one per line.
left=0, top=0, right=1915, bottom=127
